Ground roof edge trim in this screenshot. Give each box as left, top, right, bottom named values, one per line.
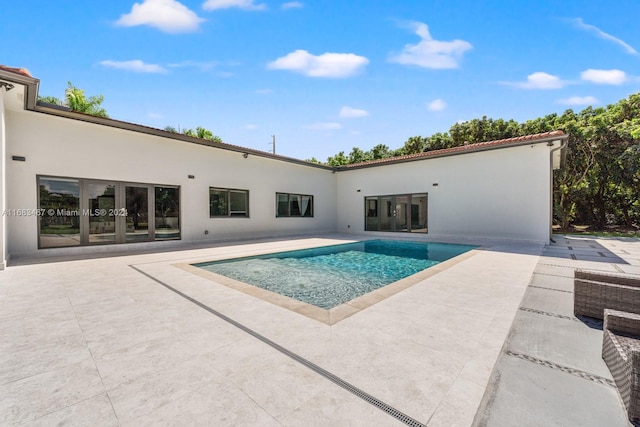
left=336, top=132, right=569, bottom=171
left=0, top=69, right=40, bottom=110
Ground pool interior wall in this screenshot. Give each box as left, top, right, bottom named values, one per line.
left=193, top=240, right=477, bottom=310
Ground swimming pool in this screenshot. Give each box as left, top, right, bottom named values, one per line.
left=193, top=240, right=476, bottom=310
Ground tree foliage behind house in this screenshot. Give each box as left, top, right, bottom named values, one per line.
left=313, top=92, right=640, bottom=231
left=38, top=82, right=108, bottom=118
left=164, top=125, right=223, bottom=143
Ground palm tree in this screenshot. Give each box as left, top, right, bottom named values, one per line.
left=64, top=82, right=108, bottom=117
left=182, top=126, right=222, bottom=143
left=38, top=82, right=108, bottom=118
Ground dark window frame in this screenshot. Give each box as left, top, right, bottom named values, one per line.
left=364, top=193, right=428, bottom=233
left=209, top=187, right=249, bottom=218
left=276, top=192, right=314, bottom=217
left=37, top=175, right=181, bottom=249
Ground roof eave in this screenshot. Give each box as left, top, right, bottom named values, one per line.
left=0, top=69, right=40, bottom=110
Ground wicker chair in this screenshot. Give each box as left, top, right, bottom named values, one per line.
left=574, top=270, right=640, bottom=320
left=603, top=309, right=640, bottom=421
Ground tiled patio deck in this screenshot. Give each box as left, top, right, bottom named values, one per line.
left=1, top=234, right=638, bottom=426
left=475, top=235, right=640, bottom=426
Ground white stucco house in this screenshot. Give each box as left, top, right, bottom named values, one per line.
left=0, top=66, right=568, bottom=269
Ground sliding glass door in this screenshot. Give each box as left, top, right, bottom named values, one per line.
left=86, top=182, right=117, bottom=244
left=38, top=176, right=179, bottom=248
left=365, top=193, right=428, bottom=233
left=125, top=185, right=151, bottom=242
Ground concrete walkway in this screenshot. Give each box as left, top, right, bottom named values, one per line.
left=474, top=235, right=640, bottom=426
left=1, top=234, right=638, bottom=426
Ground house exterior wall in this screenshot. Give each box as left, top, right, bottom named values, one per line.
left=5, top=109, right=337, bottom=256
left=336, top=143, right=553, bottom=244
left=0, top=90, right=6, bottom=268
left=1, top=88, right=560, bottom=259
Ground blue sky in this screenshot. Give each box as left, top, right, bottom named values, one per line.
left=2, top=1, right=639, bottom=160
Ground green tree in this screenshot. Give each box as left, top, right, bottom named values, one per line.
left=425, top=132, right=454, bottom=151
left=370, top=144, right=392, bottom=160
left=449, top=116, right=519, bottom=145
left=326, top=151, right=348, bottom=166
left=64, top=82, right=108, bottom=117
left=38, top=95, right=62, bottom=105
left=38, top=82, right=108, bottom=118
left=182, top=126, right=222, bottom=143
left=348, top=147, right=371, bottom=164
left=400, top=136, right=428, bottom=154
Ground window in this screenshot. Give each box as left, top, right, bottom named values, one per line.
left=276, top=192, right=313, bottom=217
left=210, top=188, right=249, bottom=217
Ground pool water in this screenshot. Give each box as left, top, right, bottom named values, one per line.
left=194, top=240, right=476, bottom=309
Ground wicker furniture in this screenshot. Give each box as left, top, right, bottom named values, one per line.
left=603, top=309, right=640, bottom=421
left=574, top=270, right=640, bottom=319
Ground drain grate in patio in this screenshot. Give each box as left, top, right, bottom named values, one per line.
left=131, top=265, right=426, bottom=427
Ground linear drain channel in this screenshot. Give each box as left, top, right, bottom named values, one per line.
left=131, top=265, right=426, bottom=427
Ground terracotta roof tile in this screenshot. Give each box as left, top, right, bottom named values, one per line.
left=0, top=65, right=32, bottom=78
left=339, top=130, right=566, bottom=169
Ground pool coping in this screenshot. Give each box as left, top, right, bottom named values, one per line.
left=174, top=246, right=481, bottom=325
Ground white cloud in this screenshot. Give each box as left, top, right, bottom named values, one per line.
left=148, top=112, right=164, bottom=119
left=339, top=106, right=369, bottom=118
left=116, top=0, right=205, bottom=33
left=305, top=122, right=342, bottom=130
left=580, top=69, right=627, bottom=85
left=203, top=0, right=266, bottom=11
left=245, top=124, right=258, bottom=130
left=570, top=18, right=638, bottom=55
left=388, top=21, right=472, bottom=69
left=557, top=96, right=599, bottom=106
left=255, top=88, right=274, bottom=94
left=503, top=72, right=566, bottom=89
left=100, top=60, right=167, bottom=73
left=268, top=50, right=369, bottom=78
left=167, top=60, right=218, bottom=71
left=427, top=99, right=447, bottom=111
left=281, top=1, right=303, bottom=9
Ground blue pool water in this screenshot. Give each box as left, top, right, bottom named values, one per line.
left=194, top=240, right=476, bottom=309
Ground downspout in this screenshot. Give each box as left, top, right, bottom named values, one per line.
left=549, top=138, right=568, bottom=243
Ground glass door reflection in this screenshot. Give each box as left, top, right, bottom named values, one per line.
left=395, top=196, right=409, bottom=231
left=87, top=182, right=116, bottom=243
left=126, top=186, right=150, bottom=242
